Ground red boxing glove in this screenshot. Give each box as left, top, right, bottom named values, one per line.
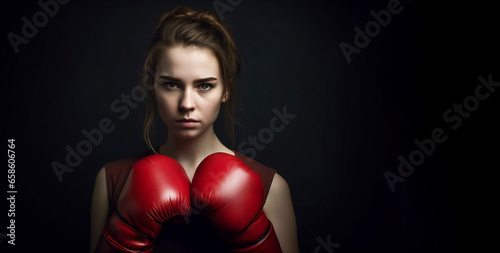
left=191, top=152, right=282, bottom=252
left=95, top=155, right=191, bottom=253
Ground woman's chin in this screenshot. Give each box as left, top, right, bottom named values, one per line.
left=172, top=130, right=201, bottom=140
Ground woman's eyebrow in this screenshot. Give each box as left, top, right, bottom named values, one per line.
left=158, top=75, right=182, bottom=83
left=193, top=77, right=217, bottom=83
left=158, top=75, right=217, bottom=83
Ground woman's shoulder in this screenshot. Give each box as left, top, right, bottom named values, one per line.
left=104, top=149, right=155, bottom=189
left=103, top=149, right=155, bottom=211
left=233, top=151, right=276, bottom=173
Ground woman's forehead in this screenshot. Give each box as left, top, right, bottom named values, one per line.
left=156, top=45, right=221, bottom=80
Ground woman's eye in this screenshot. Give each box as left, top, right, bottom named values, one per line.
left=199, top=83, right=213, bottom=90
left=164, top=82, right=178, bottom=88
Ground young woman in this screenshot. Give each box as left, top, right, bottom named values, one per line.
left=90, top=6, right=299, bottom=253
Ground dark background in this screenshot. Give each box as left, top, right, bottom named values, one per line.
left=3, top=0, right=499, bottom=252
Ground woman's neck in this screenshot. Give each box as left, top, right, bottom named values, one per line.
left=159, top=126, right=233, bottom=168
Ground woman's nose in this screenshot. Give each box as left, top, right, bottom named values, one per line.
left=179, top=89, right=195, bottom=112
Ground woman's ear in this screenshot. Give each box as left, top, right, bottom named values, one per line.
left=221, top=80, right=230, bottom=103
left=221, top=90, right=229, bottom=103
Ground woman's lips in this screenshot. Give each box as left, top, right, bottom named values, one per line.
left=175, top=120, right=199, bottom=128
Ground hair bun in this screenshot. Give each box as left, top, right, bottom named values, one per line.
left=157, top=6, right=220, bottom=28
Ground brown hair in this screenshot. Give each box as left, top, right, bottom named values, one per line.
left=142, top=6, right=243, bottom=153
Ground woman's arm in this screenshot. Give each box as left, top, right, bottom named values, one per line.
left=264, top=173, right=300, bottom=253
left=89, top=167, right=109, bottom=253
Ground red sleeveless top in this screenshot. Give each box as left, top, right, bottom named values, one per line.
left=103, top=149, right=276, bottom=252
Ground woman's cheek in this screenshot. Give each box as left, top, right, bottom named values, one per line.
left=205, top=99, right=222, bottom=123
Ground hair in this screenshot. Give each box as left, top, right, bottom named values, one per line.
left=142, top=6, right=243, bottom=153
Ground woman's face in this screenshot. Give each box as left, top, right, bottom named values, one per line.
left=153, top=45, right=226, bottom=140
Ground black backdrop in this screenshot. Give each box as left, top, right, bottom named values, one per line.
left=3, top=0, right=499, bottom=252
